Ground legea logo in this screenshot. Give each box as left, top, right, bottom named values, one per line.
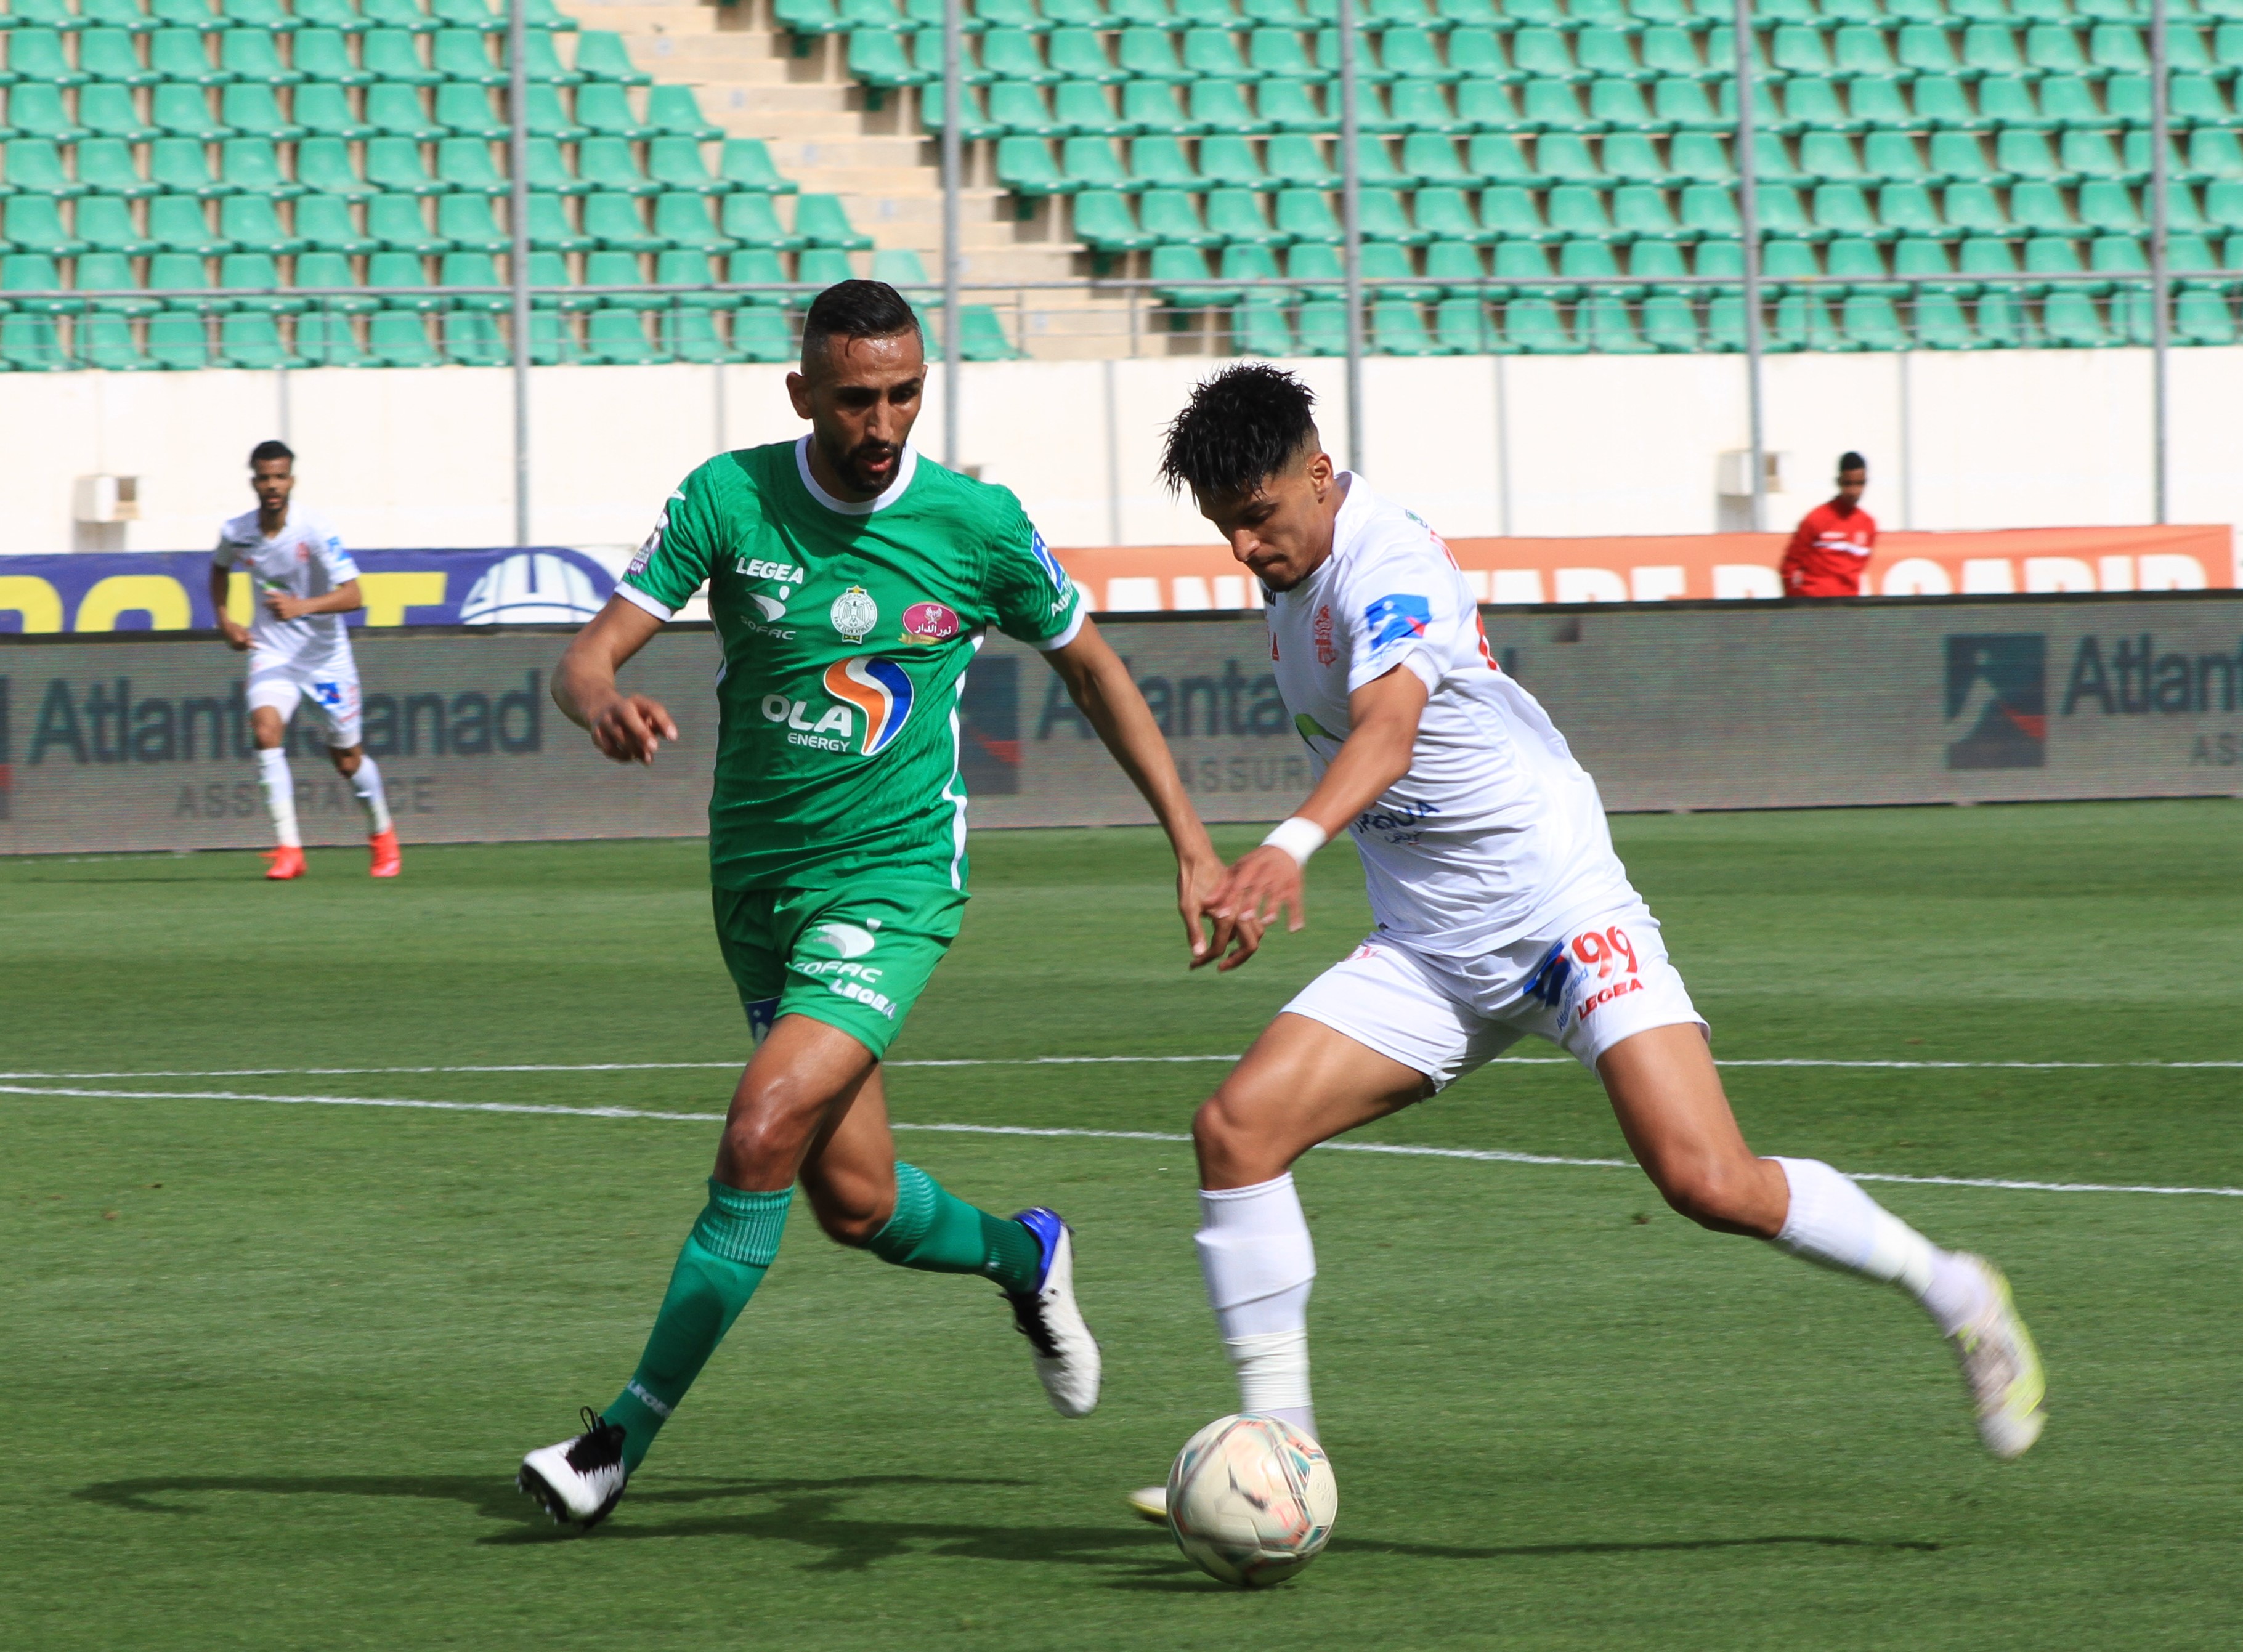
left=1944, top=634, right=2047, bottom=770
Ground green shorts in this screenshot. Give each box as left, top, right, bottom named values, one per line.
left=711, top=880, right=968, bottom=1060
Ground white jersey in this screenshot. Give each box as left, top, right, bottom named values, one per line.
left=1266, top=474, right=1636, bottom=953
left=213, top=506, right=359, bottom=668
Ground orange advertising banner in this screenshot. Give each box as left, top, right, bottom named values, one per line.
left=1057, top=524, right=2237, bottom=612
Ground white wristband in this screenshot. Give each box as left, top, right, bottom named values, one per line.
left=1260, top=816, right=1328, bottom=867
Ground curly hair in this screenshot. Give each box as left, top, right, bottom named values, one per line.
left=1157, top=363, right=1321, bottom=500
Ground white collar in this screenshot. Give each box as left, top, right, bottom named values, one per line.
left=794, top=435, right=919, bottom=516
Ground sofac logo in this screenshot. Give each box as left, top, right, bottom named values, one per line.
left=902, top=601, right=960, bottom=644
left=821, top=655, right=915, bottom=756
left=1945, top=634, right=2047, bottom=770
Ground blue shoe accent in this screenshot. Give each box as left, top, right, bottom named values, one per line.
left=1011, top=1205, right=1065, bottom=1295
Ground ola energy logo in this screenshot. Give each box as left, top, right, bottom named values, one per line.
left=822, top=655, right=915, bottom=756
left=1944, top=634, right=2047, bottom=770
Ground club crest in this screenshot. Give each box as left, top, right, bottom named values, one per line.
left=829, top=585, right=878, bottom=643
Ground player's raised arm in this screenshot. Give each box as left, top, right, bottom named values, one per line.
left=1040, top=619, right=1239, bottom=967
left=554, top=594, right=678, bottom=765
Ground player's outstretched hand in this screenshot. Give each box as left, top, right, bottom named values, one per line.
left=1181, top=851, right=1262, bottom=971
left=1196, top=845, right=1302, bottom=972
left=587, top=693, right=679, bottom=765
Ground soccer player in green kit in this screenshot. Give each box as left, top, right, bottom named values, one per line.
left=518, top=281, right=1242, bottom=1529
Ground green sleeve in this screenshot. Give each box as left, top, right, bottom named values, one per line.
left=984, top=493, right=1085, bottom=650
left=619, top=465, right=726, bottom=618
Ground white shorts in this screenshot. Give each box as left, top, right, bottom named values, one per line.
left=246, top=652, right=363, bottom=748
left=1283, top=898, right=1705, bottom=1088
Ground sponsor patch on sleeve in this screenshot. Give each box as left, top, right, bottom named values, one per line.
left=627, top=514, right=667, bottom=578
left=1029, top=529, right=1072, bottom=597
left=1362, top=593, right=1432, bottom=652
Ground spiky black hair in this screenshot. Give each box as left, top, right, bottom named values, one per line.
left=1158, top=363, right=1321, bottom=500
left=801, top=279, right=922, bottom=365
left=249, top=439, right=294, bottom=467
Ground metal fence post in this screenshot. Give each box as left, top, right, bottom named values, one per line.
left=941, top=0, right=963, bottom=468
left=508, top=0, right=531, bottom=546
left=1339, top=0, right=1364, bottom=474
left=2150, top=0, right=2171, bottom=524
left=1731, top=0, right=1766, bottom=533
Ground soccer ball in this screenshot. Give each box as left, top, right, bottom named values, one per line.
left=1166, top=1414, right=1338, bottom=1587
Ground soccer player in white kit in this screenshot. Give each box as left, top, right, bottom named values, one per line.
left=1130, top=366, right=2045, bottom=1518
left=208, top=439, right=399, bottom=881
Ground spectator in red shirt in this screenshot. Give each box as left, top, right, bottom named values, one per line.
left=1779, top=452, right=1876, bottom=597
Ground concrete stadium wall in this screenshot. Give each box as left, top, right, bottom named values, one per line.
left=4, top=346, right=2239, bottom=558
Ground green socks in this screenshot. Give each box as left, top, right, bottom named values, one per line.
left=603, top=1180, right=790, bottom=1473
left=867, top=1162, right=1043, bottom=1295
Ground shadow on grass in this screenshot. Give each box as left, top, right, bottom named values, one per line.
left=73, top=1471, right=1181, bottom=1577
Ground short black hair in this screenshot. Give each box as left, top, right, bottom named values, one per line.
left=1158, top=363, right=1321, bottom=499
left=249, top=439, right=294, bottom=467
left=1838, top=450, right=1867, bottom=473
left=801, top=279, right=921, bottom=363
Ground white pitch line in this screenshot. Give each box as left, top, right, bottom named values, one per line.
left=4, top=1055, right=2242, bottom=1082
left=6, top=1082, right=2241, bottom=1200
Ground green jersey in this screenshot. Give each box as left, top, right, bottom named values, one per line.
left=619, top=438, right=1084, bottom=893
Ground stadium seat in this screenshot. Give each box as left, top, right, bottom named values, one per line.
left=219, top=194, right=302, bottom=254
left=582, top=191, right=662, bottom=253
left=720, top=139, right=794, bottom=194
left=577, top=84, right=654, bottom=144
left=649, top=192, right=729, bottom=253
left=364, top=307, right=442, bottom=367
left=292, top=309, right=367, bottom=366
left=294, top=84, right=375, bottom=142
left=294, top=29, right=373, bottom=87
left=1071, top=189, right=1154, bottom=252
left=1151, top=245, right=1235, bottom=309
left=436, top=137, right=509, bottom=197
left=579, top=137, right=658, bottom=198
left=1141, top=187, right=1219, bottom=246
left=434, top=84, right=507, bottom=142
left=219, top=28, right=299, bottom=84
left=150, top=86, right=229, bottom=145
left=297, top=138, right=376, bottom=202
left=795, top=194, right=870, bottom=249
left=647, top=137, right=725, bottom=196
left=1129, top=135, right=1199, bottom=191
left=10, top=29, right=94, bottom=88
left=360, top=30, right=439, bottom=86
left=1199, top=137, right=1270, bottom=190
left=76, top=83, right=158, bottom=146
left=998, top=137, right=1070, bottom=197
left=436, top=192, right=508, bottom=254
left=3, top=195, right=83, bottom=258
left=74, top=196, right=155, bottom=260
left=5, top=84, right=89, bottom=145
left=219, top=250, right=299, bottom=310
left=721, top=192, right=801, bottom=251
left=147, top=193, right=224, bottom=255
left=80, top=0, right=160, bottom=34
left=1052, top=80, right=1129, bottom=137
left=368, top=193, right=446, bottom=254
left=1232, top=296, right=1296, bottom=358
left=298, top=195, right=377, bottom=255
left=366, top=86, right=444, bottom=144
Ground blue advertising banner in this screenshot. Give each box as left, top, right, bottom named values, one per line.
left=0, top=548, right=616, bottom=634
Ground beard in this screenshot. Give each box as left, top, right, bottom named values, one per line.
left=825, top=432, right=901, bottom=494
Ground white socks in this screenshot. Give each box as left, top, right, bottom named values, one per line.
left=256, top=747, right=301, bottom=848
left=1196, top=1173, right=1318, bottom=1441
left=1771, top=1157, right=1990, bottom=1336
left=349, top=754, right=393, bottom=834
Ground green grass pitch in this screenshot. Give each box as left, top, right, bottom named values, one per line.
left=3, top=802, right=2239, bottom=1651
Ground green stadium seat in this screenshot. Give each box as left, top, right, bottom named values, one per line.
left=2040, top=72, right=2111, bottom=127
left=1542, top=182, right=1613, bottom=240
left=360, top=29, right=437, bottom=86
left=8, top=30, right=92, bottom=87
left=1626, top=237, right=1689, bottom=281
left=1482, top=239, right=1549, bottom=296
left=794, top=246, right=857, bottom=301
left=218, top=143, right=297, bottom=201
left=1893, top=235, right=1962, bottom=296
left=1181, top=27, right=1254, bottom=80
left=1233, top=296, right=1296, bottom=357
left=646, top=137, right=723, bottom=196
left=1677, top=182, right=1739, bottom=237
left=1499, top=296, right=1576, bottom=352
left=1611, top=182, right=1684, bottom=240
left=434, top=191, right=505, bottom=252
left=146, top=248, right=215, bottom=301
left=366, top=85, right=442, bottom=143
left=846, top=30, right=927, bottom=88
left=583, top=249, right=657, bottom=311
left=6, top=193, right=85, bottom=259
left=2175, top=286, right=2239, bottom=344
left=1263, top=134, right=1335, bottom=190
left=365, top=249, right=441, bottom=312
left=1928, top=131, right=1997, bottom=185
left=363, top=136, right=441, bottom=196
left=438, top=307, right=507, bottom=365
left=577, top=84, right=654, bottom=143
left=726, top=304, right=789, bottom=362
left=437, top=249, right=506, bottom=310
left=1535, top=134, right=1602, bottom=187
left=1955, top=230, right=2021, bottom=294
left=1860, top=131, right=1929, bottom=188
left=1895, top=24, right=1967, bottom=80
left=1481, top=183, right=1554, bottom=240
left=1221, top=241, right=1294, bottom=304
left=294, top=0, right=369, bottom=33
left=1000, top=134, right=1068, bottom=193
left=2087, top=22, right=2150, bottom=75
left=294, top=87, right=373, bottom=144
left=219, top=249, right=297, bottom=308
left=1825, top=234, right=1893, bottom=294
left=518, top=83, right=586, bottom=144
left=1638, top=26, right=1711, bottom=83
left=1204, top=187, right=1281, bottom=245
left=720, top=191, right=798, bottom=251
left=723, top=246, right=787, bottom=302
left=1832, top=24, right=1904, bottom=79
left=1509, top=26, right=1584, bottom=84
left=2167, top=72, right=2234, bottom=129
left=1242, top=26, right=1318, bottom=83
left=362, top=0, right=436, bottom=33
left=1908, top=76, right=1984, bottom=135
left=1586, top=78, right=1666, bottom=134
left=650, top=190, right=728, bottom=251
left=578, top=136, right=656, bottom=196
left=0, top=254, right=77, bottom=328
left=1053, top=81, right=1129, bottom=137
left=1445, top=26, right=1512, bottom=84
left=1649, top=76, right=1722, bottom=133
left=518, top=137, right=580, bottom=197
left=793, top=193, right=868, bottom=249
left=1454, top=81, right=1519, bottom=130
left=73, top=30, right=156, bottom=93
left=1815, top=182, right=1889, bottom=240
left=1799, top=131, right=1867, bottom=185
left=2186, top=128, right=2243, bottom=182
left=1560, top=237, right=1634, bottom=301
left=75, top=84, right=156, bottom=147
left=719, top=138, right=793, bottom=193
left=1070, top=188, right=1154, bottom=250
left=1578, top=293, right=1652, bottom=354
left=7, top=83, right=89, bottom=145
left=1047, top=28, right=1124, bottom=85
left=1759, top=237, right=1819, bottom=296
left=1125, top=134, right=1195, bottom=190
left=80, top=0, right=160, bottom=34
left=218, top=86, right=303, bottom=145
left=1413, top=185, right=1484, bottom=243
left=1108, top=0, right=1182, bottom=28
left=434, top=137, right=506, bottom=198
left=1119, top=81, right=1195, bottom=136
left=147, top=85, right=225, bottom=145
left=1283, top=298, right=1340, bottom=355
left=654, top=302, right=721, bottom=364
left=772, top=0, right=843, bottom=36
left=983, top=84, right=1057, bottom=140
left=1185, top=80, right=1266, bottom=138
left=1666, top=133, right=1730, bottom=185
left=1605, top=134, right=1680, bottom=189
left=1372, top=298, right=1441, bottom=355
left=296, top=193, right=376, bottom=254
left=143, top=304, right=218, bottom=370
left=1770, top=23, right=1834, bottom=78
left=867, top=246, right=932, bottom=301
left=1151, top=245, right=1235, bottom=309
left=1876, top=181, right=1949, bottom=239
left=1424, top=237, right=1483, bottom=292
left=2074, top=179, right=2143, bottom=237
left=0, top=310, right=91, bottom=370
left=1998, top=129, right=2078, bottom=185
left=2041, top=285, right=2112, bottom=346
left=1117, top=27, right=1187, bottom=81
left=74, top=196, right=153, bottom=259
left=433, top=84, right=506, bottom=142
left=1522, top=81, right=1596, bottom=134
left=1960, top=24, right=2036, bottom=82
left=296, top=137, right=375, bottom=201
left=147, top=137, right=225, bottom=198
left=1384, top=30, right=1461, bottom=86
left=1140, top=186, right=1219, bottom=245
left=293, top=308, right=368, bottom=365
left=218, top=28, right=298, bottom=83
left=367, top=192, right=443, bottom=253
left=1975, top=76, right=2050, bottom=132
left=363, top=306, right=440, bottom=366
left=579, top=190, right=656, bottom=252
left=572, top=29, right=649, bottom=86
left=1199, top=136, right=1268, bottom=190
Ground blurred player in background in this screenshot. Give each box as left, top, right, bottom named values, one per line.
left=209, top=440, right=399, bottom=881
left=1128, top=370, right=2040, bottom=1520
left=517, top=281, right=1233, bottom=1531
left=1779, top=451, right=1876, bottom=598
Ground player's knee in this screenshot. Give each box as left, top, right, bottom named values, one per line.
left=1193, top=1089, right=1284, bottom=1184
left=1650, top=1152, right=1759, bottom=1232
left=330, top=747, right=361, bottom=777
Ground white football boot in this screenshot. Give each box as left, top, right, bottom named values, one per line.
left=1126, top=1484, right=1170, bottom=1523
left=1946, top=1257, right=2048, bottom=1460
left=1006, top=1208, right=1101, bottom=1417
left=517, top=1407, right=630, bottom=1530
